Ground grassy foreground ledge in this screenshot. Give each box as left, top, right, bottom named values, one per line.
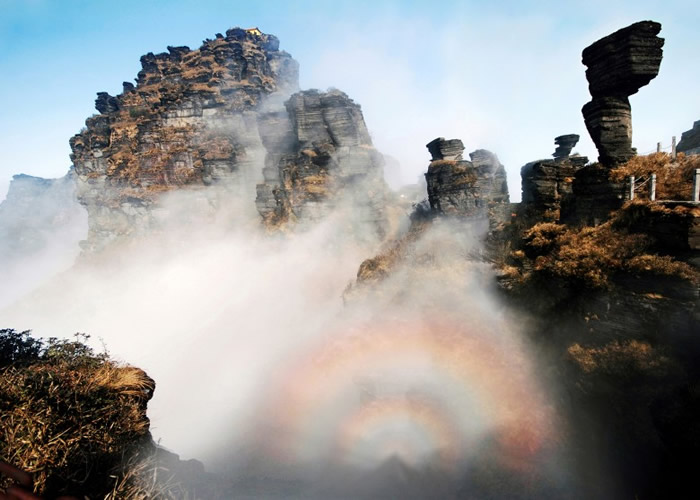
left=0, top=329, right=210, bottom=499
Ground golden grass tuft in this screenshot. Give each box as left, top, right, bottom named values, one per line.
left=610, top=152, right=700, bottom=201
left=567, top=340, right=672, bottom=377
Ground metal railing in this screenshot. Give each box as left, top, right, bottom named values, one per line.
left=628, top=168, right=700, bottom=202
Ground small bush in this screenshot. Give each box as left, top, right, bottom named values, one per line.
left=0, top=329, right=43, bottom=367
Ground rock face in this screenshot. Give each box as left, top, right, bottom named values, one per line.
left=255, top=89, right=388, bottom=235
left=581, top=21, right=664, bottom=166
left=424, top=138, right=509, bottom=219
left=70, top=28, right=300, bottom=251
left=677, top=120, right=700, bottom=155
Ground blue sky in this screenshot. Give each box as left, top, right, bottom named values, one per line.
left=1, top=0, right=698, bottom=201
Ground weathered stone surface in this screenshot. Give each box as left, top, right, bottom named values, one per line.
left=426, top=138, right=464, bottom=161
left=560, top=164, right=626, bottom=225
left=424, top=141, right=508, bottom=219
left=553, top=134, right=580, bottom=159
left=255, top=89, right=388, bottom=236
left=518, top=135, right=588, bottom=223
left=581, top=21, right=664, bottom=167
left=521, top=160, right=577, bottom=221
left=677, top=120, right=700, bottom=155
left=582, top=21, right=664, bottom=98
left=582, top=96, right=635, bottom=166
left=70, top=27, right=300, bottom=251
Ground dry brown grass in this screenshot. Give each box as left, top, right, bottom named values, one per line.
left=567, top=340, right=672, bottom=378
left=355, top=220, right=431, bottom=284
left=0, top=359, right=154, bottom=497
left=610, top=152, right=700, bottom=201
left=520, top=213, right=697, bottom=288
left=0, top=331, right=210, bottom=499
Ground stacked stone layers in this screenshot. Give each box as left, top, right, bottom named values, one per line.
left=522, top=160, right=575, bottom=222
left=255, top=89, right=388, bottom=235
left=425, top=139, right=509, bottom=219
left=677, top=120, right=700, bottom=156
left=426, top=138, right=465, bottom=161
left=581, top=21, right=664, bottom=166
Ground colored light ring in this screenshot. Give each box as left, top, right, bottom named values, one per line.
left=252, top=315, right=555, bottom=470
left=332, top=396, right=463, bottom=470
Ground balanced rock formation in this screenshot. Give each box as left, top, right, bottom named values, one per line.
left=70, top=28, right=299, bottom=251
left=677, top=120, right=700, bottom=155
left=552, top=134, right=580, bottom=160
left=424, top=138, right=509, bottom=219
left=255, top=89, right=388, bottom=235
left=581, top=21, right=664, bottom=166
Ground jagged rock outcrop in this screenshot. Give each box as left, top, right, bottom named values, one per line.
left=255, top=89, right=388, bottom=236
left=70, top=28, right=299, bottom=251
left=424, top=139, right=509, bottom=220
left=677, top=120, right=700, bottom=155
left=581, top=21, right=664, bottom=166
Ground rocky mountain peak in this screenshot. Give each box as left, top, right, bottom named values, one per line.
left=67, top=27, right=389, bottom=251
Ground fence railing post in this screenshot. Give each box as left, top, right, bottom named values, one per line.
left=650, top=174, right=656, bottom=201
left=672, top=136, right=677, bottom=160
left=694, top=169, right=700, bottom=202
left=629, top=175, right=635, bottom=200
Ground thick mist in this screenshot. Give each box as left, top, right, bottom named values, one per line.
left=0, top=172, right=87, bottom=309
left=0, top=180, right=577, bottom=497
left=0, top=83, right=580, bottom=495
